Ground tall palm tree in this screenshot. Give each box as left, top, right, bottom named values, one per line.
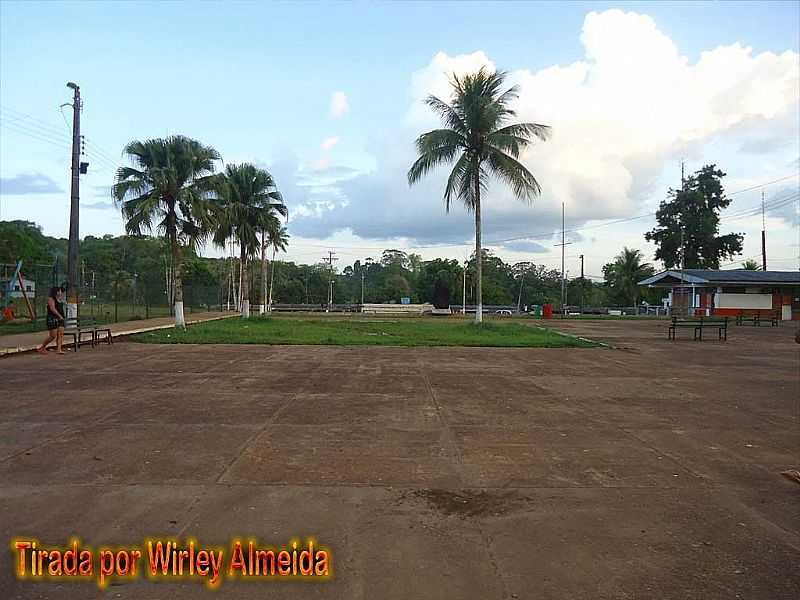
left=603, top=247, right=654, bottom=306
left=213, top=163, right=287, bottom=318
left=408, top=67, right=550, bottom=322
left=266, top=224, right=290, bottom=311
left=112, top=136, right=220, bottom=328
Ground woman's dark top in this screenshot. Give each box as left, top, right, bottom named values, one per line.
left=46, top=299, right=65, bottom=330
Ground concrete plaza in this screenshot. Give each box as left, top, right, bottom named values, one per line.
left=1, top=319, right=797, bottom=599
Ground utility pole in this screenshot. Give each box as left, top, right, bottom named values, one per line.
left=322, top=250, right=338, bottom=311
left=66, top=82, right=81, bottom=319
left=554, top=202, right=572, bottom=315
left=361, top=269, right=365, bottom=305
left=579, top=254, right=585, bottom=314
left=761, top=190, right=767, bottom=271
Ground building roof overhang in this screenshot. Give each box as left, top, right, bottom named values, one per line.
left=638, top=270, right=800, bottom=288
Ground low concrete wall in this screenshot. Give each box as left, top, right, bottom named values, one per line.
left=361, top=303, right=433, bottom=316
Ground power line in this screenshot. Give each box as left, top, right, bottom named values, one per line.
left=0, top=104, right=122, bottom=175
left=484, top=174, right=800, bottom=247
left=0, top=105, right=72, bottom=139
left=1, top=126, right=69, bottom=151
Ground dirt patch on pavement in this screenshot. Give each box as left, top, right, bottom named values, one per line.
left=408, top=489, right=532, bottom=519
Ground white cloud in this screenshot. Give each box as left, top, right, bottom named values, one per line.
left=292, top=9, right=799, bottom=252
left=321, top=136, right=339, bottom=151
left=330, top=91, right=348, bottom=117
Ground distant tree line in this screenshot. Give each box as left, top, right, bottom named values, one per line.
left=2, top=220, right=663, bottom=311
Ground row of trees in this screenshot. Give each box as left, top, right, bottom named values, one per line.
left=111, top=137, right=289, bottom=325
left=3, top=219, right=663, bottom=315
left=1, top=222, right=226, bottom=320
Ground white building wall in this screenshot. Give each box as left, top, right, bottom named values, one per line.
left=714, top=292, right=773, bottom=310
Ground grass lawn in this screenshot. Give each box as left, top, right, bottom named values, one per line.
left=132, top=315, right=598, bottom=348
left=0, top=320, right=42, bottom=336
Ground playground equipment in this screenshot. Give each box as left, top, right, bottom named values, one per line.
left=3, top=261, right=36, bottom=321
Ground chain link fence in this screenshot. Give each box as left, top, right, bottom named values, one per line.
left=2, top=260, right=225, bottom=334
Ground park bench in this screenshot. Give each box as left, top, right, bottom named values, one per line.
left=668, top=316, right=728, bottom=341
left=63, top=317, right=113, bottom=351
left=735, top=310, right=779, bottom=326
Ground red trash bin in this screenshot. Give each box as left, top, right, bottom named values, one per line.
left=543, top=303, right=553, bottom=319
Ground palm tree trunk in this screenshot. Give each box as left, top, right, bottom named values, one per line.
left=172, top=238, right=185, bottom=328
left=260, top=232, right=267, bottom=314
left=240, top=246, right=250, bottom=318
left=473, top=170, right=483, bottom=324
left=268, top=246, right=277, bottom=311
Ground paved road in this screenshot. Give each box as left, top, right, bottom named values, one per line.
left=1, top=320, right=798, bottom=598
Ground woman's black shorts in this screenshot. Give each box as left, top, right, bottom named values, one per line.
left=46, top=314, right=63, bottom=330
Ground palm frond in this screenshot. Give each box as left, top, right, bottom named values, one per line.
left=442, top=154, right=471, bottom=213
left=407, top=143, right=461, bottom=185
left=485, top=148, right=541, bottom=201
left=424, top=95, right=467, bottom=135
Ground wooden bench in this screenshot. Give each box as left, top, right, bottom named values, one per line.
left=669, top=316, right=728, bottom=341
left=735, top=310, right=779, bottom=326
left=63, top=317, right=113, bottom=351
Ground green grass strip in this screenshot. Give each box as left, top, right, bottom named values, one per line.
left=132, top=316, right=600, bottom=348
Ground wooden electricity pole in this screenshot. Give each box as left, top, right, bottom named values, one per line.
left=66, top=82, right=81, bottom=319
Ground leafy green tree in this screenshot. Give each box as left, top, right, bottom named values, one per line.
left=470, top=249, right=514, bottom=304
left=0, top=220, right=60, bottom=265
left=383, top=274, right=411, bottom=302
left=645, top=165, right=744, bottom=269
left=380, top=250, right=410, bottom=271
left=602, top=247, right=655, bottom=306
left=408, top=67, right=550, bottom=322
left=212, top=163, right=286, bottom=317
left=112, top=135, right=220, bottom=327
left=415, top=258, right=462, bottom=304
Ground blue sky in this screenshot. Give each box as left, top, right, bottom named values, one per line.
left=1, top=1, right=798, bottom=276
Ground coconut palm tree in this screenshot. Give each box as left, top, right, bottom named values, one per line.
left=603, top=247, right=654, bottom=306
left=408, top=67, right=550, bottom=322
left=266, top=224, right=290, bottom=311
left=112, top=136, right=220, bottom=328
left=741, top=259, right=760, bottom=270
left=213, top=163, right=287, bottom=317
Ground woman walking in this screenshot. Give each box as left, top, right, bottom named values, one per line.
left=37, top=287, right=66, bottom=355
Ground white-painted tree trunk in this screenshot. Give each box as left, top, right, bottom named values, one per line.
left=240, top=246, right=250, bottom=319
left=174, top=301, right=185, bottom=328
left=268, top=246, right=276, bottom=311
left=473, top=171, right=483, bottom=324
left=260, top=230, right=268, bottom=315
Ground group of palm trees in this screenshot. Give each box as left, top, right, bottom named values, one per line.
left=112, top=67, right=549, bottom=328
left=111, top=137, right=288, bottom=326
